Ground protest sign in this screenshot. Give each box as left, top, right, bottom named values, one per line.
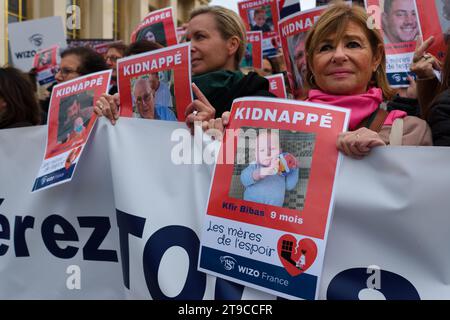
left=32, top=45, right=60, bottom=86
left=2, top=121, right=450, bottom=300
left=415, top=0, right=449, bottom=61
left=117, top=43, right=192, bottom=122
left=32, top=70, right=112, bottom=192
left=366, top=0, right=422, bottom=87
left=8, top=16, right=67, bottom=72
left=239, top=0, right=281, bottom=57
left=279, top=6, right=325, bottom=98
left=266, top=73, right=288, bottom=98
left=241, top=31, right=264, bottom=69
left=130, top=7, right=177, bottom=46
left=199, top=97, right=350, bottom=299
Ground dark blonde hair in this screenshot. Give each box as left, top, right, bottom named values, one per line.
left=305, top=1, right=395, bottom=100
left=190, top=6, right=247, bottom=69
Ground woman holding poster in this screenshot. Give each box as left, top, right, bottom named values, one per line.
left=185, top=6, right=274, bottom=129
left=205, top=2, right=432, bottom=157
left=304, top=2, right=432, bottom=157
left=95, top=6, right=274, bottom=128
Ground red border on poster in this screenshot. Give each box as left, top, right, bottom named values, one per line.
left=279, top=7, right=325, bottom=98
left=206, top=97, right=349, bottom=239
left=247, top=31, right=264, bottom=69
left=45, top=70, right=112, bottom=159
left=117, top=42, right=193, bottom=122
left=130, top=7, right=178, bottom=46
left=266, top=73, right=287, bottom=98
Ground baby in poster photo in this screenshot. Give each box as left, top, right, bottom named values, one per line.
left=240, top=130, right=300, bottom=207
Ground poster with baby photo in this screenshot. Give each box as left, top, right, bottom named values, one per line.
left=241, top=31, right=263, bottom=69
left=32, top=70, right=112, bottom=192
left=415, top=0, right=450, bottom=61
left=239, top=0, right=281, bottom=57
left=117, top=42, right=192, bottom=122
left=266, top=73, right=288, bottom=98
left=279, top=5, right=326, bottom=98
left=366, top=0, right=423, bottom=87
left=199, top=97, right=350, bottom=300
left=130, top=7, right=177, bottom=47
left=32, top=45, right=60, bottom=86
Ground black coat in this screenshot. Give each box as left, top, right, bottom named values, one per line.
left=207, top=72, right=275, bottom=117
left=428, top=89, right=450, bottom=146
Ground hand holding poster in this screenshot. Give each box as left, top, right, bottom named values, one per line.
left=32, top=45, right=60, bottom=86
left=279, top=6, right=325, bottom=98
left=117, top=43, right=192, bottom=122
left=266, top=73, right=288, bottom=98
left=199, top=97, right=350, bottom=300
left=239, top=0, right=281, bottom=57
left=241, top=31, right=264, bottom=69
left=130, top=7, right=177, bottom=46
left=32, top=70, right=112, bottom=192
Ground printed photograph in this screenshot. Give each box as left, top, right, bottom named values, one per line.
left=57, top=91, right=94, bottom=144
left=130, top=71, right=177, bottom=121
left=287, top=32, right=307, bottom=95
left=136, top=22, right=168, bottom=47
left=228, top=127, right=316, bottom=211
left=249, top=6, right=274, bottom=33
left=381, top=0, right=420, bottom=45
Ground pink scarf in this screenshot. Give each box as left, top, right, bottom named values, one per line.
left=307, top=88, right=406, bottom=130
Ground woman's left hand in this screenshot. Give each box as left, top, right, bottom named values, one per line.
left=185, top=83, right=216, bottom=134
left=337, top=127, right=386, bottom=159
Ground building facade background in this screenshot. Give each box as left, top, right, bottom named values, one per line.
left=0, top=0, right=210, bottom=66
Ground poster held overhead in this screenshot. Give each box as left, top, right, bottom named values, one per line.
left=239, top=0, right=281, bottom=57
left=130, top=7, right=178, bottom=47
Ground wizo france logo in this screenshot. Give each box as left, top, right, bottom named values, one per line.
left=220, top=256, right=237, bottom=271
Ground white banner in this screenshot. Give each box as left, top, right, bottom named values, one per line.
left=1, top=119, right=450, bottom=299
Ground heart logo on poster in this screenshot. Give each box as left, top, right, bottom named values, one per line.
left=277, top=235, right=317, bottom=276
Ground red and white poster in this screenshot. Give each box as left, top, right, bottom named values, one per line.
left=176, top=26, right=188, bottom=43
left=239, top=0, right=281, bottom=57
left=416, top=0, right=449, bottom=61
left=279, top=6, right=325, bottom=98
left=199, top=97, right=350, bottom=300
left=241, top=31, right=263, bottom=69
left=366, top=0, right=422, bottom=87
left=93, top=40, right=124, bottom=57
left=130, top=7, right=177, bottom=46
left=117, top=42, right=192, bottom=122
left=32, top=45, right=60, bottom=85
left=32, top=70, right=112, bottom=192
left=266, top=73, right=287, bottom=98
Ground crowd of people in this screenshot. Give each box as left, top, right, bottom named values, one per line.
left=1, top=0, right=450, bottom=155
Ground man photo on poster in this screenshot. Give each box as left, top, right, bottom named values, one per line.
left=131, top=74, right=176, bottom=121
left=57, top=92, right=94, bottom=144
left=382, top=0, right=419, bottom=44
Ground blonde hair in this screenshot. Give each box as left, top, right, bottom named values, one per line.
left=304, top=1, right=395, bottom=100
left=190, top=6, right=247, bottom=69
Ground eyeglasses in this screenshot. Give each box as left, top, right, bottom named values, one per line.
left=135, top=93, right=153, bottom=106
left=55, top=66, right=80, bottom=78
left=106, top=55, right=121, bottom=63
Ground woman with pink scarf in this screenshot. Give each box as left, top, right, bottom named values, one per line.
left=206, top=2, right=432, bottom=158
